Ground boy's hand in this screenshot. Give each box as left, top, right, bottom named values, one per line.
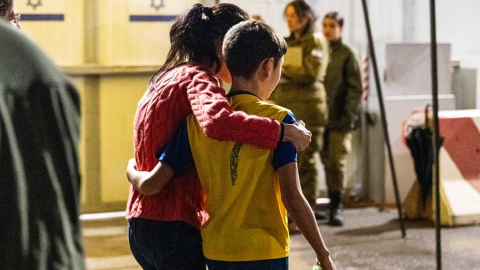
left=283, top=120, right=312, bottom=151
left=317, top=256, right=336, bottom=270
left=126, top=158, right=157, bottom=195
left=126, top=158, right=175, bottom=196
left=126, top=158, right=143, bottom=191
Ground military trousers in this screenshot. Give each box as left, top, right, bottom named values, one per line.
left=320, top=130, right=352, bottom=193
left=298, top=128, right=324, bottom=205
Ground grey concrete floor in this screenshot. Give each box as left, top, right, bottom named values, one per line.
left=83, top=207, right=480, bottom=270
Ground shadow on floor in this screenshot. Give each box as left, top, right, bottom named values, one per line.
left=336, top=218, right=433, bottom=236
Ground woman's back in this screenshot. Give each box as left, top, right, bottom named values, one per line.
left=127, top=63, right=216, bottom=228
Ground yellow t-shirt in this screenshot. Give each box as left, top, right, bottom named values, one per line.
left=187, top=93, right=292, bottom=261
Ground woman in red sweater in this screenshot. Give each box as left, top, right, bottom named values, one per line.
left=127, top=4, right=311, bottom=270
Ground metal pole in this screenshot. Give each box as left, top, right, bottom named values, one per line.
left=429, top=0, right=442, bottom=269
left=361, top=0, right=407, bottom=238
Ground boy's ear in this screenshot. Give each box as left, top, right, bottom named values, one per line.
left=260, top=57, right=275, bottom=80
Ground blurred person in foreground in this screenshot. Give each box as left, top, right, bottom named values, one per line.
left=321, top=12, right=362, bottom=226
left=0, top=21, right=85, bottom=269
left=0, top=0, right=21, bottom=29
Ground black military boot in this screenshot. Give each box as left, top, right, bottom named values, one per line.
left=311, top=200, right=327, bottom=220
left=328, top=191, right=344, bottom=226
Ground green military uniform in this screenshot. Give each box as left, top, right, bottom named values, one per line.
left=269, top=29, right=329, bottom=207
left=0, top=22, right=85, bottom=269
left=321, top=39, right=362, bottom=225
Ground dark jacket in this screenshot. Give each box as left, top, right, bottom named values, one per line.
left=269, top=30, right=329, bottom=129
left=0, top=21, right=85, bottom=270
left=324, top=39, right=362, bottom=131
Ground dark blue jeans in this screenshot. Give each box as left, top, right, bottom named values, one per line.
left=206, top=257, right=289, bottom=270
left=128, top=218, right=205, bottom=270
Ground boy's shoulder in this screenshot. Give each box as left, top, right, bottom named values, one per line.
left=257, top=100, right=291, bottom=115
left=230, top=94, right=291, bottom=121
left=234, top=96, right=292, bottom=122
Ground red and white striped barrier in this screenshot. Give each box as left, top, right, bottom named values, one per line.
left=438, top=110, right=480, bottom=225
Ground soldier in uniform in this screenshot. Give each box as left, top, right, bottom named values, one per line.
left=269, top=0, right=329, bottom=228
left=321, top=12, right=363, bottom=226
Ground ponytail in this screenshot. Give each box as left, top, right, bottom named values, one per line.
left=151, top=3, right=250, bottom=85
left=151, top=4, right=217, bottom=84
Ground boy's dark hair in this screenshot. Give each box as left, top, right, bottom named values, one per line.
left=151, top=3, right=250, bottom=84
left=223, top=21, right=287, bottom=79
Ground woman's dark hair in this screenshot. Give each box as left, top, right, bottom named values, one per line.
left=151, top=3, right=250, bottom=84
left=223, top=21, right=287, bottom=79
left=284, top=0, right=317, bottom=36
left=324, top=11, right=344, bottom=27
left=0, top=0, right=13, bottom=18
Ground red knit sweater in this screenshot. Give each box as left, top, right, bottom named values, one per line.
left=126, top=63, right=280, bottom=229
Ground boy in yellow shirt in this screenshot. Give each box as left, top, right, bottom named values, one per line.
left=127, top=21, right=335, bottom=270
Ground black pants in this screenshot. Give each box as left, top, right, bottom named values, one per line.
left=128, top=218, right=205, bottom=270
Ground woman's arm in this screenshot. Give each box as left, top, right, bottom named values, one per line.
left=284, top=120, right=311, bottom=151
left=126, top=158, right=174, bottom=196
left=186, top=70, right=311, bottom=151
left=340, top=51, right=363, bottom=129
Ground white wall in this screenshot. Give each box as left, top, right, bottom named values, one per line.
left=218, top=0, right=404, bottom=57
left=214, top=0, right=480, bottom=88
left=414, top=1, right=480, bottom=65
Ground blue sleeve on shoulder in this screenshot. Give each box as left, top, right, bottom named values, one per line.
left=159, top=120, right=194, bottom=175
left=282, top=112, right=296, bottom=124
left=272, top=111, right=298, bottom=170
